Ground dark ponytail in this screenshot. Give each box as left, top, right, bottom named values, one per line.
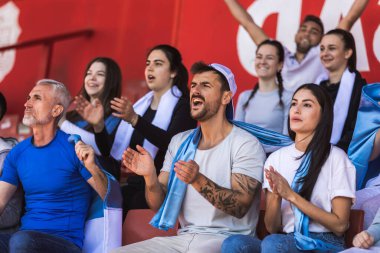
left=147, top=44, right=189, bottom=98
left=324, top=29, right=357, bottom=72
left=243, top=83, right=259, bottom=110
left=277, top=71, right=284, bottom=107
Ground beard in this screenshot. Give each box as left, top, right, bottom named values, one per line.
left=22, top=115, right=36, bottom=126
left=296, top=40, right=313, bottom=55
left=22, top=114, right=52, bottom=126
left=191, top=99, right=221, bottom=122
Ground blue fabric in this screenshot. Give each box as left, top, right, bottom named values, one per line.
left=150, top=127, right=201, bottom=230
left=150, top=120, right=292, bottom=230
left=0, top=230, right=81, bottom=253
left=75, top=115, right=120, bottom=134
left=261, top=233, right=344, bottom=253
left=291, top=152, right=340, bottom=252
left=68, top=134, right=122, bottom=217
left=348, top=83, right=380, bottom=190
left=0, top=130, right=93, bottom=249
left=221, top=234, right=261, bottom=253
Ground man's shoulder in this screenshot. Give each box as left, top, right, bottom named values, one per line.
left=171, top=128, right=197, bottom=144
left=8, top=136, right=31, bottom=154
left=231, top=125, right=261, bottom=145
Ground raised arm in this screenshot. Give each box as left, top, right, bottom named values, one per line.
left=224, top=0, right=268, bottom=45
left=175, top=159, right=260, bottom=218
left=75, top=141, right=108, bottom=199
left=337, top=0, right=369, bottom=31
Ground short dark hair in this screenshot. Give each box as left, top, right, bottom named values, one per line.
left=190, top=61, right=230, bottom=92
left=302, top=15, right=324, bottom=35
left=0, top=92, right=6, bottom=121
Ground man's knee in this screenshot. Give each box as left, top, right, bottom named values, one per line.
left=9, top=231, right=35, bottom=250
left=261, top=234, right=285, bottom=252
left=221, top=234, right=257, bottom=253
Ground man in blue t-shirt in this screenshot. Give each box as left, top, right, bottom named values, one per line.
left=0, top=79, right=108, bottom=253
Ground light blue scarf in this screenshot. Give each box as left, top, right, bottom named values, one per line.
left=75, top=115, right=120, bottom=134
left=150, top=120, right=292, bottom=230
left=292, top=152, right=340, bottom=252
left=151, top=120, right=340, bottom=251
left=348, top=83, right=380, bottom=190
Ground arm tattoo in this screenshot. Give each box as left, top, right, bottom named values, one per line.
left=197, top=173, right=260, bottom=218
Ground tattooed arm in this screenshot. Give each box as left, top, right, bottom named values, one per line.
left=174, top=160, right=261, bottom=218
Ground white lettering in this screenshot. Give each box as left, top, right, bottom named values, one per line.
left=374, top=25, right=380, bottom=63
left=237, top=0, right=370, bottom=76
left=320, top=0, right=369, bottom=70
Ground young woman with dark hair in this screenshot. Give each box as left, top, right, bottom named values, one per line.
left=234, top=39, right=292, bottom=134
left=221, top=84, right=355, bottom=253
left=317, top=28, right=366, bottom=152
left=91, top=45, right=196, bottom=214
left=60, top=57, right=123, bottom=178
left=261, top=84, right=356, bottom=252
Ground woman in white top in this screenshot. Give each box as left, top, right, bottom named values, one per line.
left=234, top=39, right=291, bottom=135
left=262, top=83, right=356, bottom=252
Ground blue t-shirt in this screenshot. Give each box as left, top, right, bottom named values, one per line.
left=0, top=130, right=92, bottom=249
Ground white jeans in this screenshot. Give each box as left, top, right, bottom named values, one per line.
left=110, top=233, right=227, bottom=253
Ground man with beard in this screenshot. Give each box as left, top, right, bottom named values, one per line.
left=0, top=79, right=108, bottom=253
left=111, top=62, right=266, bottom=253
left=224, top=0, right=368, bottom=91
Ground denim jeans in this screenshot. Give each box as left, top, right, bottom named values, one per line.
left=221, top=234, right=261, bottom=253
left=0, top=230, right=81, bottom=253
left=261, top=232, right=345, bottom=253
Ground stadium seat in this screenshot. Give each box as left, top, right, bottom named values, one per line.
left=122, top=209, right=178, bottom=245
left=345, top=209, right=364, bottom=248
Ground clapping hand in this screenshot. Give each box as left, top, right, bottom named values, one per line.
left=74, top=95, right=104, bottom=129
left=111, top=96, right=138, bottom=125
left=265, top=166, right=294, bottom=201
left=122, top=145, right=155, bottom=177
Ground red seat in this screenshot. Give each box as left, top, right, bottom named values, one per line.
left=122, top=209, right=178, bottom=245
left=345, top=209, right=364, bottom=248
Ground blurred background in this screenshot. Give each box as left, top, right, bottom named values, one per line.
left=0, top=0, right=379, bottom=138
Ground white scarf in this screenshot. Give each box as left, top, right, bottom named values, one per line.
left=315, top=68, right=356, bottom=144
left=111, top=86, right=181, bottom=160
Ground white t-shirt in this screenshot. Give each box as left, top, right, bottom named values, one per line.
left=234, top=88, right=292, bottom=134
left=162, top=126, right=266, bottom=236
left=263, top=144, right=356, bottom=233
left=282, top=46, right=327, bottom=92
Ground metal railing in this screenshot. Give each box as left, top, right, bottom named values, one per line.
left=0, top=29, right=93, bottom=77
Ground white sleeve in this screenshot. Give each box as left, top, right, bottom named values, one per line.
left=161, top=132, right=184, bottom=173
left=262, top=153, right=275, bottom=192
left=234, top=92, right=248, bottom=121
left=60, top=120, right=101, bottom=155
left=232, top=136, right=266, bottom=183
left=330, top=149, right=356, bottom=201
